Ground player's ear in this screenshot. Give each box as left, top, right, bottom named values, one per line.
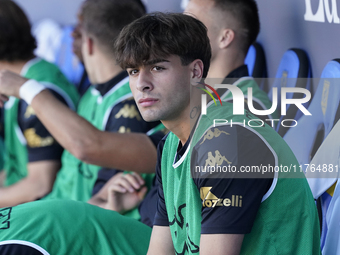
left=87, top=37, right=94, bottom=55
left=190, top=59, right=204, bottom=86
left=219, top=28, right=235, bottom=49
left=83, top=33, right=94, bottom=56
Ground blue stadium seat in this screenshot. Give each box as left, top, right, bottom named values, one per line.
left=320, top=181, right=340, bottom=254
left=269, top=48, right=312, bottom=137
left=245, top=42, right=268, bottom=92
left=284, top=60, right=340, bottom=254
left=306, top=118, right=340, bottom=254
left=54, top=26, right=90, bottom=94
left=284, top=59, right=340, bottom=168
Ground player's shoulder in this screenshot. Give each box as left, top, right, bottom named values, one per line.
left=193, top=123, right=271, bottom=150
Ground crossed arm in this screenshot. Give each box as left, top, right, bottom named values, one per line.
left=0, top=160, right=59, bottom=207
left=0, top=71, right=157, bottom=173
left=29, top=90, right=157, bottom=172
left=0, top=93, right=66, bottom=207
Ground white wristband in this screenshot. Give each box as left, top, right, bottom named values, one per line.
left=19, top=79, right=46, bottom=105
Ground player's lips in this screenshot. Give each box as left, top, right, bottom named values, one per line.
left=138, top=98, right=159, bottom=107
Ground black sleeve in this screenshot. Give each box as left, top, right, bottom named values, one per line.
left=137, top=131, right=167, bottom=227
left=138, top=177, right=157, bottom=227
left=92, top=98, right=162, bottom=196
left=152, top=138, right=169, bottom=227
left=191, top=125, right=274, bottom=234
left=0, top=243, right=46, bottom=255
left=148, top=130, right=166, bottom=148
left=105, top=98, right=160, bottom=134
left=18, top=90, right=67, bottom=162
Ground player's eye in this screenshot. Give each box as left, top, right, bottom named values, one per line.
left=152, top=66, right=165, bottom=71
left=127, top=69, right=139, bottom=76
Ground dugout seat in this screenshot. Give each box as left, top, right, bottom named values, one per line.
left=306, top=118, right=340, bottom=254
left=320, top=181, right=340, bottom=254
left=269, top=48, right=312, bottom=137
left=284, top=60, right=340, bottom=254
left=245, top=42, right=268, bottom=92
left=284, top=59, right=340, bottom=168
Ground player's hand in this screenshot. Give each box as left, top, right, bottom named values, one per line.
left=0, top=70, right=28, bottom=106
left=105, top=172, right=147, bottom=213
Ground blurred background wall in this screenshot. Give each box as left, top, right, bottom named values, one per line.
left=13, top=0, right=340, bottom=80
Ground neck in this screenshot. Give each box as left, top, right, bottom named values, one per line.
left=0, top=58, right=33, bottom=75
left=162, top=91, right=202, bottom=146
left=88, top=51, right=123, bottom=84
left=207, top=49, right=245, bottom=80
left=162, top=110, right=191, bottom=146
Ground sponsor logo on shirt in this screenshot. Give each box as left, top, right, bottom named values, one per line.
left=115, top=104, right=141, bottom=120
left=24, top=106, right=36, bottom=118
left=205, top=150, right=232, bottom=168
left=118, top=126, right=131, bottom=133
left=200, top=187, right=242, bottom=208
left=24, top=128, right=54, bottom=147
left=200, top=128, right=230, bottom=145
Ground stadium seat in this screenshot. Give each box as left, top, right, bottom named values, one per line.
left=321, top=181, right=340, bottom=254
left=54, top=26, right=89, bottom=94
left=306, top=118, right=340, bottom=254
left=284, top=60, right=340, bottom=254
left=269, top=48, right=312, bottom=137
left=284, top=59, right=340, bottom=168
left=245, top=42, right=268, bottom=92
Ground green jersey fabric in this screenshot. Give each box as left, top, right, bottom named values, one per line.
left=44, top=77, right=132, bottom=202
left=0, top=200, right=151, bottom=255
left=161, top=102, right=320, bottom=254
left=4, top=58, right=79, bottom=186
left=44, top=77, right=157, bottom=213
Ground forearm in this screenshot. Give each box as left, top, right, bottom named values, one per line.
left=31, top=90, right=157, bottom=172
left=0, top=177, right=52, bottom=207
left=31, top=90, right=98, bottom=161
left=0, top=160, right=59, bottom=207
left=200, top=234, right=244, bottom=255
left=147, top=226, right=174, bottom=255
left=0, top=72, right=157, bottom=172
left=88, top=132, right=157, bottom=172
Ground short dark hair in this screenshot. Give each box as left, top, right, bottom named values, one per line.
left=213, top=0, right=260, bottom=53
left=115, top=12, right=211, bottom=78
left=80, top=0, right=146, bottom=56
left=0, top=0, right=36, bottom=62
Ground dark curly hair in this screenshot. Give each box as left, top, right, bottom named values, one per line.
left=114, top=12, right=212, bottom=78
left=0, top=0, right=36, bottom=62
